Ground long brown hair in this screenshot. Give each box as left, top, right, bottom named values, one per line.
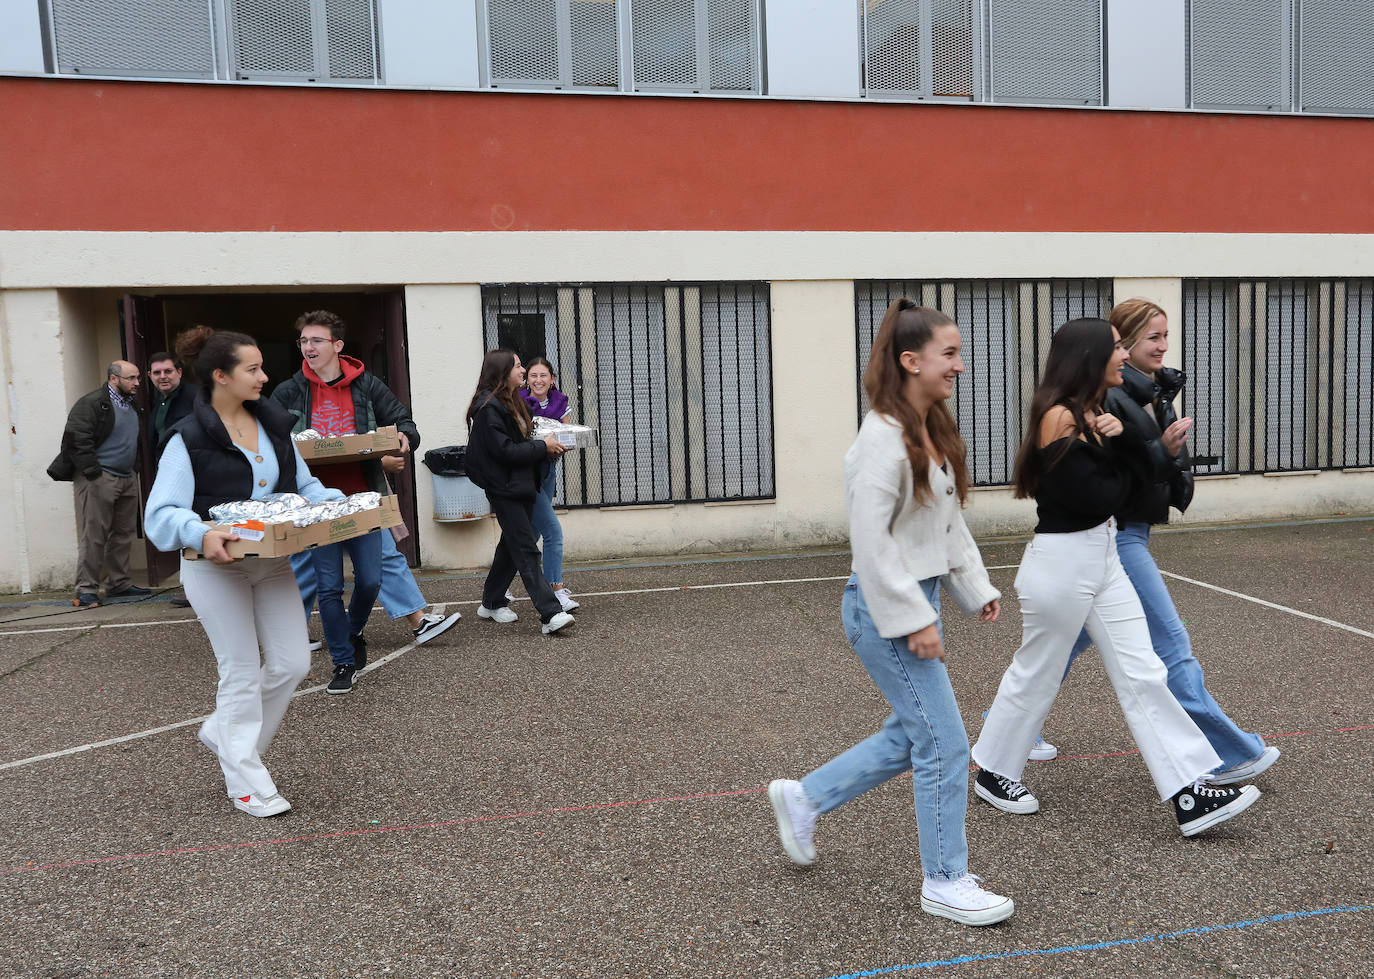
left=466, top=349, right=533, bottom=435
left=1011, top=318, right=1117, bottom=499
left=864, top=299, right=969, bottom=503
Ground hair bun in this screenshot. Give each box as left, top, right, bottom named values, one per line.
left=174, top=325, right=215, bottom=375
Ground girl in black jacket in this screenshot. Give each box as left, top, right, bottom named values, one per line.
left=465, top=350, right=574, bottom=634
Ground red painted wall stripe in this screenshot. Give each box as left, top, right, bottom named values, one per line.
left=2, top=76, right=1372, bottom=234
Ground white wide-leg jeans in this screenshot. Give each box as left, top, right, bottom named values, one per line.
left=182, top=555, right=311, bottom=800
left=972, top=520, right=1221, bottom=800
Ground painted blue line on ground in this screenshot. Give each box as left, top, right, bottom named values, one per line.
left=822, top=905, right=1372, bottom=978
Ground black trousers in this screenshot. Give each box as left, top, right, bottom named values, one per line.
left=483, top=495, right=563, bottom=623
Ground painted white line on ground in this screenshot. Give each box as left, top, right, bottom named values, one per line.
left=0, top=640, right=420, bottom=773
left=1160, top=570, right=1374, bottom=640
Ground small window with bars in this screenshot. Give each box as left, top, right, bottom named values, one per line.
left=481, top=0, right=759, bottom=93
left=855, top=279, right=1113, bottom=485
left=481, top=283, right=774, bottom=507
left=1183, top=279, right=1374, bottom=475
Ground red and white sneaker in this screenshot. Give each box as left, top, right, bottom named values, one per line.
left=232, top=792, right=292, bottom=818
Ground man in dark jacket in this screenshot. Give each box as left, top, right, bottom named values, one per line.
left=148, top=351, right=196, bottom=450
left=49, top=362, right=150, bottom=606
left=272, top=310, right=457, bottom=694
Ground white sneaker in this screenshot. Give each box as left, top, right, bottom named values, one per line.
left=555, top=587, right=580, bottom=612
left=505, top=590, right=515, bottom=603
left=307, top=640, right=323, bottom=652
left=412, top=611, right=461, bottom=645
left=1028, top=736, right=1058, bottom=761
left=1209, top=746, right=1280, bottom=786
left=767, top=779, right=818, bottom=867
left=541, top=611, right=575, bottom=634
left=232, top=792, right=292, bottom=818
left=920, top=873, right=1014, bottom=926
left=478, top=604, right=518, bottom=623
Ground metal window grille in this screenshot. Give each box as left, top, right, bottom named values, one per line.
left=859, top=0, right=976, bottom=99
left=45, top=0, right=217, bottom=77
left=482, top=0, right=758, bottom=92
left=984, top=0, right=1102, bottom=105
left=1183, top=279, right=1374, bottom=475
left=229, top=0, right=378, bottom=81
left=1188, top=0, right=1292, bottom=111
left=1300, top=0, right=1374, bottom=114
left=855, top=279, right=1113, bottom=485
left=481, top=283, right=774, bottom=507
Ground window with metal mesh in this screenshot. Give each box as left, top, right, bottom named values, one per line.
left=985, top=0, right=1102, bottom=105
left=1188, top=0, right=1291, bottom=110
left=482, top=283, right=774, bottom=507
left=855, top=280, right=1112, bottom=485
left=1183, top=279, right=1372, bottom=475
left=859, top=0, right=974, bottom=99
left=488, top=0, right=562, bottom=84
left=47, top=0, right=217, bottom=77
left=1300, top=0, right=1374, bottom=114
left=230, top=0, right=377, bottom=81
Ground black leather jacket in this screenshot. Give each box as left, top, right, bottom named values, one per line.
left=464, top=391, right=548, bottom=501
left=1104, top=363, right=1194, bottom=525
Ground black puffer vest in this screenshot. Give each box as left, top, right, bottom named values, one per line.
left=172, top=391, right=299, bottom=519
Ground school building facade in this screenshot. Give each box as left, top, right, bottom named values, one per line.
left=2, top=0, right=1373, bottom=594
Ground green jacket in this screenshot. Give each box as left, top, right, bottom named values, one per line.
left=269, top=368, right=420, bottom=495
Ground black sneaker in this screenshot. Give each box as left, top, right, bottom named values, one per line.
left=412, top=611, right=461, bottom=645
left=349, top=633, right=368, bottom=672
left=1174, top=780, right=1261, bottom=836
left=107, top=585, right=151, bottom=598
left=326, top=664, right=356, bottom=695
left=974, top=768, right=1040, bottom=814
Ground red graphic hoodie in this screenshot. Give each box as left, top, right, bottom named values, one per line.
left=304, top=354, right=369, bottom=496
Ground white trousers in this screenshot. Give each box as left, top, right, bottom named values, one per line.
left=971, top=521, right=1221, bottom=801
left=182, top=555, right=311, bottom=800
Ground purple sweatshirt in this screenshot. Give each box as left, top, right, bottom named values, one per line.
left=521, top=387, right=570, bottom=421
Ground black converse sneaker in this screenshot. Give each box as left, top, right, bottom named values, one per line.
left=326, top=664, right=356, bottom=695
left=974, top=768, right=1040, bottom=814
left=349, top=633, right=368, bottom=672
left=1174, top=779, right=1261, bottom=836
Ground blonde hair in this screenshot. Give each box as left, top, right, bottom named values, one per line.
left=1109, top=298, right=1166, bottom=350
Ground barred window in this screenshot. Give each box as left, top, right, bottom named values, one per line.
left=482, top=0, right=759, bottom=93
left=482, top=283, right=773, bottom=507
left=1184, top=280, right=1374, bottom=475
left=855, top=279, right=1112, bottom=485
left=1188, top=0, right=1292, bottom=111
left=859, top=0, right=976, bottom=99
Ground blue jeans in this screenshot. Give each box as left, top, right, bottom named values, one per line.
left=530, top=459, right=564, bottom=585
left=801, top=574, right=969, bottom=881
left=292, top=529, right=425, bottom=621
left=309, top=531, right=382, bottom=667
left=1065, top=521, right=1264, bottom=770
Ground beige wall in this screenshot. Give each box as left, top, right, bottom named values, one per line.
left=3, top=230, right=1374, bottom=592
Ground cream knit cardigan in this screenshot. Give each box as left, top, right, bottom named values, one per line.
left=845, top=411, right=1000, bottom=639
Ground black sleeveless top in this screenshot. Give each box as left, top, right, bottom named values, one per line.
left=169, top=391, right=299, bottom=519
left=1031, top=436, right=1137, bottom=533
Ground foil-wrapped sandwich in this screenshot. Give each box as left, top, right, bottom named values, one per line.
left=291, top=429, right=323, bottom=442
left=209, top=492, right=383, bottom=528
left=531, top=417, right=598, bottom=449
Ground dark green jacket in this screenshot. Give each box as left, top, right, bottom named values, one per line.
left=48, top=385, right=143, bottom=482
left=269, top=369, right=420, bottom=495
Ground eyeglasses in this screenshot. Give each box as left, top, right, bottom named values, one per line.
left=298, top=337, right=337, bottom=348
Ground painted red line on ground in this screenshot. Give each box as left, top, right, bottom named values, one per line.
left=6, top=723, right=1368, bottom=878
left=3, top=787, right=764, bottom=876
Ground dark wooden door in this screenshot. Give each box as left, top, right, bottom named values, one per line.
left=121, top=294, right=181, bottom=586
left=360, top=291, right=419, bottom=566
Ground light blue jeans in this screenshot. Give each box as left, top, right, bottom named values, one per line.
left=292, top=528, right=425, bottom=622
left=530, top=459, right=564, bottom=585
left=801, top=574, right=969, bottom=881
left=1065, top=521, right=1265, bottom=770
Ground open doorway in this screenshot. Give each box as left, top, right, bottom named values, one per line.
left=121, top=289, right=418, bottom=584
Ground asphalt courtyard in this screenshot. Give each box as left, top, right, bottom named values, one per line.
left=1, top=518, right=1371, bottom=978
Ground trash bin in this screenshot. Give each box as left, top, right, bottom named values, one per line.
left=423, top=446, right=490, bottom=522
